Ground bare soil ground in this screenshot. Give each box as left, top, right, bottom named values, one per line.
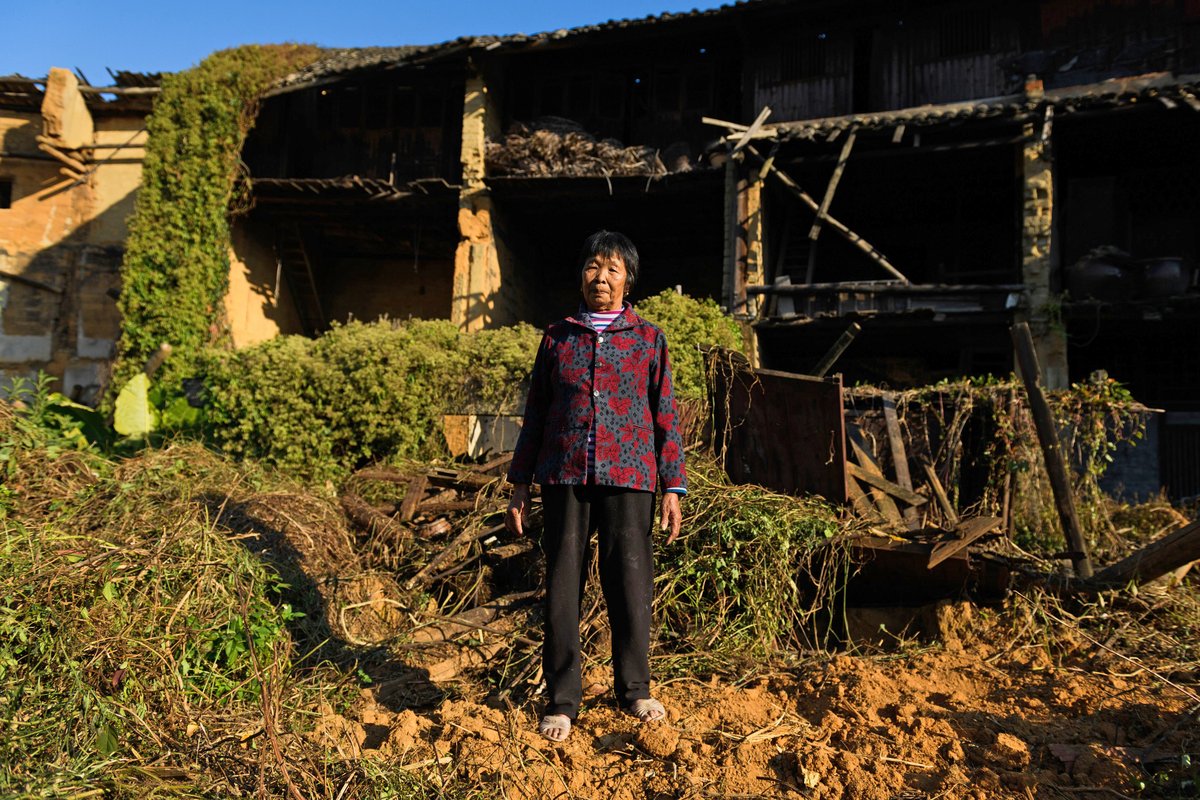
left=305, top=600, right=1197, bottom=799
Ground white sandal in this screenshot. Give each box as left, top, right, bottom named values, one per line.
left=627, top=697, right=666, bottom=722
left=539, top=714, right=572, bottom=742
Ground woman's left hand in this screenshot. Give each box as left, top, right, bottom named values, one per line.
left=660, top=492, right=682, bottom=544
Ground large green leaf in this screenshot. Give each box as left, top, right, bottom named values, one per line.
left=114, top=374, right=156, bottom=437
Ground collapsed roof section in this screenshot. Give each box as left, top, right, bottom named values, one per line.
left=0, top=71, right=161, bottom=114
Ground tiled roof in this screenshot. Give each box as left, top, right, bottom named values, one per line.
left=268, top=1, right=768, bottom=93
left=736, top=71, right=1200, bottom=142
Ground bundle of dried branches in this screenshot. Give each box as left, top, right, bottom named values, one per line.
left=486, top=117, right=667, bottom=178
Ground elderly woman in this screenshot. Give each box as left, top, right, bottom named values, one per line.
left=505, top=230, right=687, bottom=743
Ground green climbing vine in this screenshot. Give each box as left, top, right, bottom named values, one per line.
left=110, top=44, right=320, bottom=403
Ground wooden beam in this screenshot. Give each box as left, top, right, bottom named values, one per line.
left=0, top=269, right=63, bottom=295
left=731, top=106, right=773, bottom=154
left=702, top=116, right=749, bottom=132
left=812, top=321, right=861, bottom=377
left=846, top=474, right=879, bottom=519
left=847, top=433, right=905, bottom=527
left=399, top=475, right=429, bottom=522
left=746, top=144, right=910, bottom=283
left=806, top=128, right=857, bottom=283
left=883, top=393, right=919, bottom=529
left=36, top=141, right=88, bottom=173
left=1011, top=322, right=1093, bottom=579
left=846, top=462, right=929, bottom=508
left=1089, top=520, right=1200, bottom=589
left=928, top=516, right=1004, bottom=569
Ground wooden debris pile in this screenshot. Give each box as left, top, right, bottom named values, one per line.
left=486, top=116, right=667, bottom=178
left=337, top=454, right=546, bottom=684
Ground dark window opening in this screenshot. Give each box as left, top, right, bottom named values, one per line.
left=685, top=68, right=712, bottom=110
left=595, top=75, right=624, bottom=121
left=0, top=179, right=11, bottom=209
left=655, top=69, right=681, bottom=112
left=419, top=90, right=444, bottom=127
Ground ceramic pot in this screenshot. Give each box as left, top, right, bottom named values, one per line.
left=1067, top=255, right=1136, bottom=301
left=1138, top=257, right=1194, bottom=298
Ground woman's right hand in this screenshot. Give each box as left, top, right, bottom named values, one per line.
left=506, top=483, right=531, bottom=535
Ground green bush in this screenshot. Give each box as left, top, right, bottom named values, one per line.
left=197, top=293, right=741, bottom=481
left=200, top=319, right=541, bottom=480
left=635, top=289, right=744, bottom=401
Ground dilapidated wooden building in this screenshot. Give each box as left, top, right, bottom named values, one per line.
left=221, top=0, right=1198, bottom=498
left=1, top=0, right=1197, bottom=497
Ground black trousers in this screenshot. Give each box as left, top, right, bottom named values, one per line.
left=540, top=484, right=655, bottom=719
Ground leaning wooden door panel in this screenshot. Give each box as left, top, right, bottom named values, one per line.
left=709, top=352, right=847, bottom=502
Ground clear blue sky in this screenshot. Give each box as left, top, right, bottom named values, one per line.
left=6, top=0, right=729, bottom=82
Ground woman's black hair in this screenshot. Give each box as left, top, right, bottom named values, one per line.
left=578, top=230, right=640, bottom=292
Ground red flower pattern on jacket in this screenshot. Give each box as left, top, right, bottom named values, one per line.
left=507, top=303, right=688, bottom=493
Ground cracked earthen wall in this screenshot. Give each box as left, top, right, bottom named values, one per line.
left=0, top=68, right=145, bottom=403
left=452, top=60, right=527, bottom=331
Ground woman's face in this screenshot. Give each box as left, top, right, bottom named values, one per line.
left=581, top=251, right=628, bottom=312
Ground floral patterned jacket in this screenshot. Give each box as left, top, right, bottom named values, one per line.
left=507, top=303, right=687, bottom=493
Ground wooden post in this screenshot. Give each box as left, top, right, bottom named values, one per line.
left=1018, top=112, right=1068, bottom=389
left=1011, top=321, right=1093, bottom=579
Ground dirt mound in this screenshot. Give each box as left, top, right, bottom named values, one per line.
left=306, top=622, right=1196, bottom=799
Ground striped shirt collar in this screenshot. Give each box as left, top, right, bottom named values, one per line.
left=570, top=301, right=635, bottom=332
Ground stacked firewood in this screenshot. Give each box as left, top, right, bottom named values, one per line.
left=337, top=455, right=547, bottom=684
left=486, top=117, right=667, bottom=178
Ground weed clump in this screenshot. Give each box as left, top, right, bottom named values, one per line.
left=656, top=453, right=844, bottom=658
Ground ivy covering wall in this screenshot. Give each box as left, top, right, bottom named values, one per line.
left=111, top=44, right=320, bottom=401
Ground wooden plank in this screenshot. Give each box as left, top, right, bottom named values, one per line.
left=883, top=393, right=919, bottom=530
left=928, top=516, right=1004, bottom=569
left=702, top=116, right=750, bottom=132
left=731, top=106, right=772, bottom=154
left=1089, top=520, right=1200, bottom=589
left=922, top=463, right=959, bottom=525
left=812, top=321, right=862, bottom=377
left=746, top=144, right=910, bottom=283
left=846, top=474, right=878, bottom=519
left=846, top=462, right=929, bottom=509
left=806, top=129, right=857, bottom=283
left=846, top=435, right=905, bottom=527
left=471, top=452, right=513, bottom=473
left=1011, top=322, right=1094, bottom=579
left=399, top=474, right=429, bottom=522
